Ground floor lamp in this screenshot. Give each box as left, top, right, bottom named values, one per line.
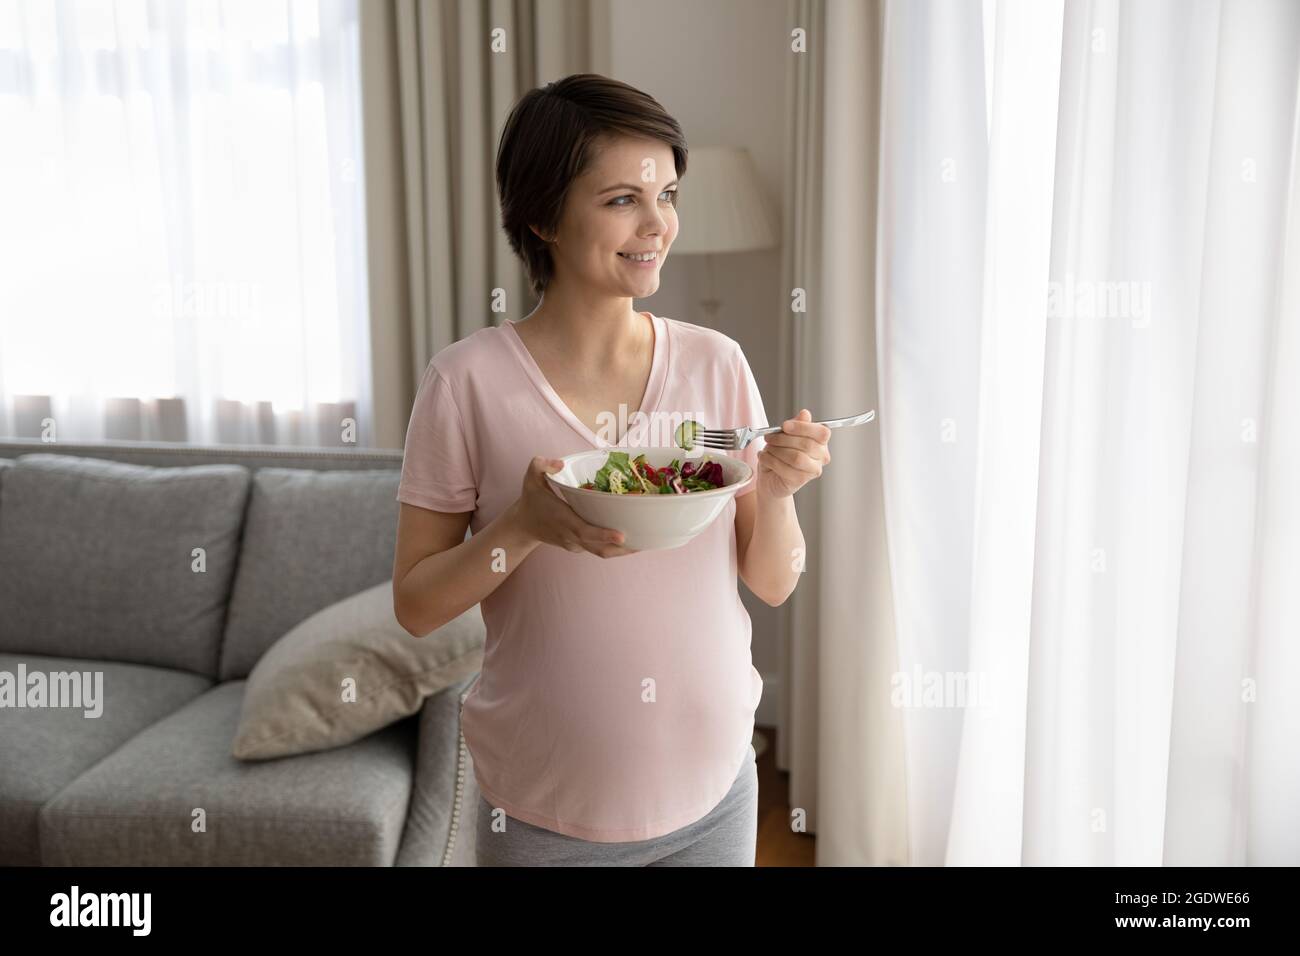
left=669, top=146, right=779, bottom=323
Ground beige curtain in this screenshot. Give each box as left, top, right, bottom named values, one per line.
left=780, top=0, right=908, bottom=865
left=360, top=0, right=612, bottom=449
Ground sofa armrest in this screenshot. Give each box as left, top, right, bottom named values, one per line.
left=394, top=671, right=480, bottom=867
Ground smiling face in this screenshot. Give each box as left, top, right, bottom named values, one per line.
left=535, top=135, right=680, bottom=299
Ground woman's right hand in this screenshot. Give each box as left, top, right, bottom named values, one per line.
left=509, top=457, right=636, bottom=559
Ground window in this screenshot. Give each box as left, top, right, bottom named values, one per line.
left=0, top=0, right=371, bottom=446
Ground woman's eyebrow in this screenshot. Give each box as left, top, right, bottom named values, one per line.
left=597, top=179, right=679, bottom=194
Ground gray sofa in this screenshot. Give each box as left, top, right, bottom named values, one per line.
left=0, top=438, right=482, bottom=866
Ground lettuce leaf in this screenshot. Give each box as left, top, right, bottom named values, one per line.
left=593, top=450, right=634, bottom=493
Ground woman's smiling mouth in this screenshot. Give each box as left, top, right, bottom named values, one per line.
left=617, top=250, right=660, bottom=267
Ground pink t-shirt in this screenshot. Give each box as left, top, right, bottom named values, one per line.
left=395, top=311, right=769, bottom=842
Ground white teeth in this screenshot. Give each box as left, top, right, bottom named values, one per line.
left=619, top=251, right=657, bottom=262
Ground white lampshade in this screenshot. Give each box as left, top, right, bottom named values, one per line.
left=670, top=146, right=778, bottom=254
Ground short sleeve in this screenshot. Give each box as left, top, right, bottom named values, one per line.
left=731, top=344, right=769, bottom=498
left=396, top=362, right=479, bottom=513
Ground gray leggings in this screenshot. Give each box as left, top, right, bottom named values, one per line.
left=475, top=744, right=758, bottom=866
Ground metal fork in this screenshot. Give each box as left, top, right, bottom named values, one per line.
left=688, top=409, right=876, bottom=451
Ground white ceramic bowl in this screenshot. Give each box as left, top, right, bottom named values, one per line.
left=544, top=446, right=754, bottom=551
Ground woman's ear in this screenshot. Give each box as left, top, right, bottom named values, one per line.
left=528, top=224, right=556, bottom=244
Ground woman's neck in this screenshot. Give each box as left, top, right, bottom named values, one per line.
left=519, top=289, right=647, bottom=367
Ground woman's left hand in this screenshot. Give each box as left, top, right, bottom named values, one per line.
left=755, top=409, right=832, bottom=499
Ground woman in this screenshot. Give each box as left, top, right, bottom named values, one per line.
left=392, top=74, right=832, bottom=866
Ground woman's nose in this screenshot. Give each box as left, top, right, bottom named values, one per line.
left=641, top=205, right=669, bottom=235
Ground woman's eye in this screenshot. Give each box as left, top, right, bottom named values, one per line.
left=610, top=190, right=679, bottom=206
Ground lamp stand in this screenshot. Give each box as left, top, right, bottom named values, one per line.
left=698, top=253, right=722, bottom=318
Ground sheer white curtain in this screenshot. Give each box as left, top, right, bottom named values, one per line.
left=878, top=0, right=1300, bottom=865
left=0, top=0, right=371, bottom=447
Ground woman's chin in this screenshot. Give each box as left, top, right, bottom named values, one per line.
left=618, top=273, right=660, bottom=295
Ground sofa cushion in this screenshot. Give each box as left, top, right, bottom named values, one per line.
left=0, top=454, right=250, bottom=676
left=0, top=653, right=213, bottom=865
left=232, top=581, right=484, bottom=760
left=218, top=467, right=401, bottom=681
left=39, top=680, right=416, bottom=865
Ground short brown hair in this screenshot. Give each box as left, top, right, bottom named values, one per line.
left=495, top=73, right=688, bottom=298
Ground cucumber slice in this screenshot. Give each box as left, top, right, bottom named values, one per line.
left=674, top=419, right=700, bottom=451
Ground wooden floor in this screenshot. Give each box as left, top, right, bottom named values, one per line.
left=754, top=724, right=816, bottom=866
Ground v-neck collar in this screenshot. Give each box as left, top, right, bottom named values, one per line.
left=501, top=311, right=669, bottom=449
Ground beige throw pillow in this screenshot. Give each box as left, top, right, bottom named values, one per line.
left=232, top=581, right=484, bottom=760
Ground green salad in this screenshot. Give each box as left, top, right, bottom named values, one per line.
left=580, top=450, right=726, bottom=495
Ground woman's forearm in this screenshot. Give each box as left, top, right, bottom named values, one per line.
left=396, top=500, right=541, bottom=636
left=741, top=489, right=805, bottom=607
